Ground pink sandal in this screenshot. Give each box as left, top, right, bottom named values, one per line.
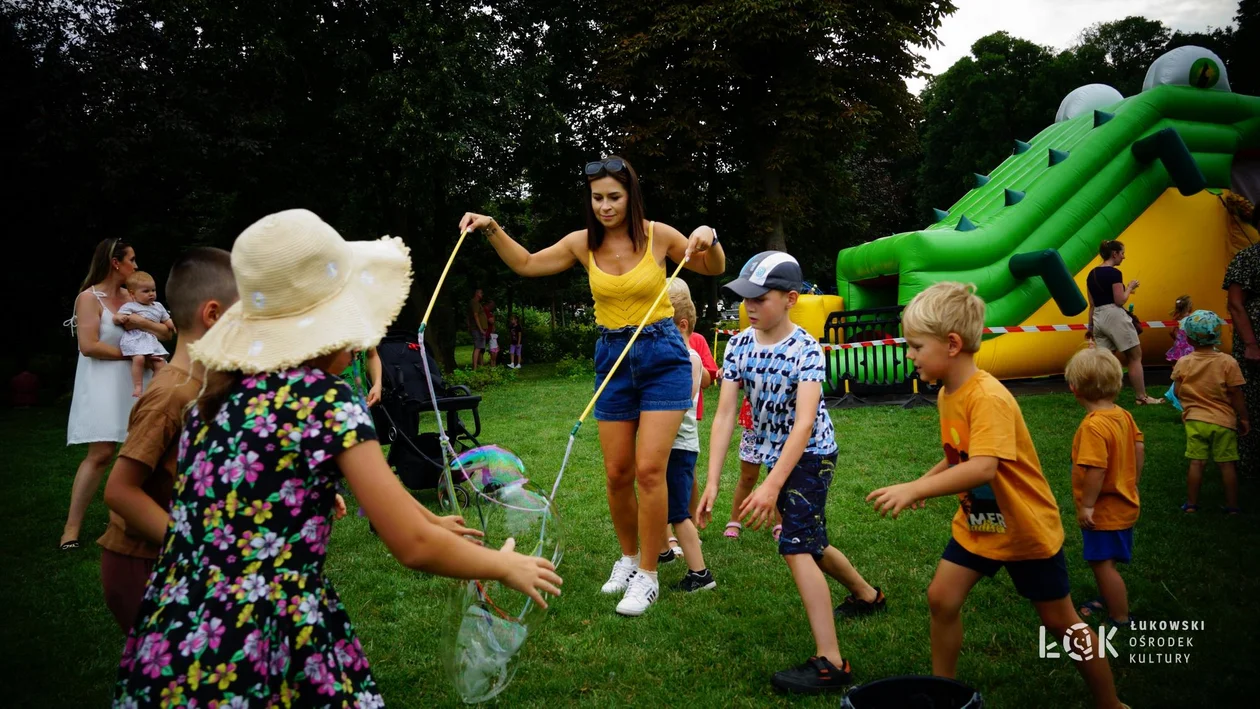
left=724, top=522, right=742, bottom=539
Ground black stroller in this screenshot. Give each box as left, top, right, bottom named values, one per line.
left=370, top=328, right=481, bottom=510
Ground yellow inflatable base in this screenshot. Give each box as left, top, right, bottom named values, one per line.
left=975, top=189, right=1255, bottom=380
left=738, top=294, right=844, bottom=339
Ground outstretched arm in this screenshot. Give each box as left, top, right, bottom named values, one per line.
left=459, top=213, right=579, bottom=277
left=868, top=456, right=997, bottom=518
left=339, top=441, right=560, bottom=607
left=659, top=222, right=725, bottom=276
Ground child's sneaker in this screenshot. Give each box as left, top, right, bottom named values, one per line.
left=834, top=587, right=886, bottom=618
left=615, top=571, right=659, bottom=616
left=770, top=656, right=852, bottom=694
left=601, top=557, right=638, bottom=595
left=672, top=569, right=716, bottom=592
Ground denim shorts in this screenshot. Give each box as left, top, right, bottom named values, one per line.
left=1082, top=528, right=1134, bottom=564
left=776, top=453, right=837, bottom=558
left=666, top=448, right=698, bottom=524
left=593, top=318, right=694, bottom=421
left=942, top=539, right=1071, bottom=602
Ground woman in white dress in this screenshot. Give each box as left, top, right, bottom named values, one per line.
left=60, top=239, right=172, bottom=550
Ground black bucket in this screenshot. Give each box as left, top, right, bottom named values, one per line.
left=842, top=675, right=982, bottom=709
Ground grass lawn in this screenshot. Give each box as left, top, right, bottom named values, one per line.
left=3, top=367, right=1258, bottom=707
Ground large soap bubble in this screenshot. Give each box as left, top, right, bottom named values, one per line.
left=441, top=446, right=562, bottom=704
left=453, top=445, right=528, bottom=492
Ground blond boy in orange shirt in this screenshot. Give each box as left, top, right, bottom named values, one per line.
left=1065, top=348, right=1144, bottom=628
left=867, top=283, right=1127, bottom=709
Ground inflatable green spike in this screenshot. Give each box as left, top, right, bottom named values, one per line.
left=1004, top=189, right=1025, bottom=206
left=1009, top=249, right=1087, bottom=316
left=1094, top=110, right=1115, bottom=127
left=1132, top=128, right=1206, bottom=196
left=1049, top=149, right=1070, bottom=166
left=956, top=215, right=977, bottom=231
left=1013, top=139, right=1032, bottom=154
left=974, top=173, right=990, bottom=187
left=933, top=208, right=950, bottom=222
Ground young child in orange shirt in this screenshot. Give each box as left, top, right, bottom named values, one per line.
left=1172, top=310, right=1250, bottom=514
left=867, top=282, right=1128, bottom=709
left=1065, top=348, right=1145, bottom=628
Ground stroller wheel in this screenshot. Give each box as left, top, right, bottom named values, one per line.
left=455, top=487, right=470, bottom=510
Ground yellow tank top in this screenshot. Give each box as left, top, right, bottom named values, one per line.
left=588, top=221, right=675, bottom=329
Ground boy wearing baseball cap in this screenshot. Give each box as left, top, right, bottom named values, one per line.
left=698, top=251, right=885, bottom=694
left=1172, top=310, right=1250, bottom=514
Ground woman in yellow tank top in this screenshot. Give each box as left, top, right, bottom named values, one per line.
left=460, top=156, right=725, bottom=617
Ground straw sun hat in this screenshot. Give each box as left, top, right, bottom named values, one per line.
left=190, top=209, right=412, bottom=374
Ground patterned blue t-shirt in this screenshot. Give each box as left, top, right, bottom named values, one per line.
left=722, top=326, right=837, bottom=466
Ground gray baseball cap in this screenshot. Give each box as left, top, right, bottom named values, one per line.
left=722, top=251, right=804, bottom=299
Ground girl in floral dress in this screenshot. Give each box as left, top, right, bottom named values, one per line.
left=1167, top=295, right=1195, bottom=362
left=114, top=210, right=562, bottom=708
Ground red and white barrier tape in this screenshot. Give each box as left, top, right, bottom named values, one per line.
left=715, top=320, right=1230, bottom=351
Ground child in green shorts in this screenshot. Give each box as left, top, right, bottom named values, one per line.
left=1172, top=310, right=1250, bottom=514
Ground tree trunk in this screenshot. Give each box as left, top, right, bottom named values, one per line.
left=705, top=149, right=721, bottom=322
left=428, top=166, right=458, bottom=373
left=764, top=170, right=787, bottom=251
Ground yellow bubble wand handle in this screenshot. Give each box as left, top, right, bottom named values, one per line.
left=419, top=228, right=471, bottom=332
left=413, top=227, right=470, bottom=516
left=550, top=255, right=690, bottom=500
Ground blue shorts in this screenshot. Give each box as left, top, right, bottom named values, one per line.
left=1082, top=528, right=1134, bottom=564
left=941, top=539, right=1070, bottom=602
left=666, top=448, right=698, bottom=524
left=593, top=318, right=693, bottom=422
left=776, top=453, right=837, bottom=558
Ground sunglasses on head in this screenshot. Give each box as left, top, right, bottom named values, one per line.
left=584, top=158, right=626, bottom=178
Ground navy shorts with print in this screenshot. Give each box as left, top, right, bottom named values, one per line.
left=776, top=453, right=837, bottom=558
left=941, top=538, right=1071, bottom=602
left=666, top=448, right=698, bottom=524
left=593, top=318, right=694, bottom=421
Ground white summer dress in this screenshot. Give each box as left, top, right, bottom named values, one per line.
left=66, top=291, right=148, bottom=445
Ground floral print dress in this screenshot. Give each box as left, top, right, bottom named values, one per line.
left=114, top=367, right=383, bottom=708
left=1224, top=244, right=1260, bottom=473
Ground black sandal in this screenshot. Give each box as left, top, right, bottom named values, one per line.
left=1078, top=598, right=1105, bottom=618
left=59, top=539, right=80, bottom=551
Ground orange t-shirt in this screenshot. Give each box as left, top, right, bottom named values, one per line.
left=1172, top=350, right=1246, bottom=430
left=96, top=364, right=201, bottom=559
left=1071, top=408, right=1143, bottom=531
left=939, top=370, right=1064, bottom=561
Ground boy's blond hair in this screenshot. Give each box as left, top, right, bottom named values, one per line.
left=669, top=279, right=697, bottom=335
left=125, top=271, right=155, bottom=291
left=902, top=282, right=985, bottom=352
left=1065, top=346, right=1124, bottom=401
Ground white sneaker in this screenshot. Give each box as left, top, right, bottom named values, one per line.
left=601, top=557, right=638, bottom=595
left=616, top=571, right=659, bottom=616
